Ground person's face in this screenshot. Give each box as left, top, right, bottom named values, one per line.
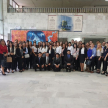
left=67, top=51, right=70, bottom=55
left=63, top=44, right=65, bottom=48
left=68, top=43, right=71, bottom=46
left=57, top=42, right=59, bottom=46
left=82, top=44, right=84, bottom=48
left=91, top=43, right=94, bottom=47
left=34, top=43, right=36, bottom=46
left=46, top=53, right=49, bottom=57
left=72, top=40, right=74, bottom=43
left=23, top=43, right=26, bottom=47
left=29, top=42, right=32, bottom=46
left=54, top=43, right=56, bottom=46
left=103, top=42, right=105, bottom=46
left=14, top=43, right=17, bottom=47
left=19, top=44, right=21, bottom=47
left=39, top=53, right=42, bottom=57
left=56, top=54, right=59, bottom=58
left=49, top=45, right=52, bottom=49
left=10, top=42, right=12, bottom=46
left=26, top=43, right=28, bottom=46
left=74, top=44, right=76, bottom=48
left=1, top=40, right=5, bottom=45
left=46, top=42, right=48, bottom=45
left=43, top=43, right=45, bottom=46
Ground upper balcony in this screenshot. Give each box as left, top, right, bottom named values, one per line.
left=7, top=7, right=108, bottom=13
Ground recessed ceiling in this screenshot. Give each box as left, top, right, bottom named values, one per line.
left=14, top=0, right=108, bottom=7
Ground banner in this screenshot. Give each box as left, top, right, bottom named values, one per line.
left=48, top=15, right=57, bottom=30
left=73, top=16, right=83, bottom=31
left=48, top=15, right=83, bottom=32
left=11, top=30, right=58, bottom=44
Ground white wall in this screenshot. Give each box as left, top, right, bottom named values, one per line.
left=3, top=0, right=108, bottom=41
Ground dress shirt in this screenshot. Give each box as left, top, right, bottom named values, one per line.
left=25, top=47, right=28, bottom=54
left=56, top=46, right=62, bottom=54
left=96, top=48, right=103, bottom=56
left=38, top=47, right=42, bottom=53
left=67, top=46, right=73, bottom=55
left=81, top=48, right=84, bottom=54
left=41, top=47, right=47, bottom=53
left=32, top=46, right=37, bottom=53
left=91, top=47, right=96, bottom=57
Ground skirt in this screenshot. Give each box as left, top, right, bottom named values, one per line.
left=79, top=54, right=85, bottom=63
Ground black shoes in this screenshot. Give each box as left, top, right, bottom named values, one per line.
left=2, top=72, right=6, bottom=76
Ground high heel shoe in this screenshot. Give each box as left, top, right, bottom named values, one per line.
left=101, top=71, right=106, bottom=75
left=2, top=72, right=6, bottom=76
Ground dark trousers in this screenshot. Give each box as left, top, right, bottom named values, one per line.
left=25, top=58, right=29, bottom=69
left=103, top=60, right=107, bottom=72
left=44, top=64, right=51, bottom=71
left=64, top=64, right=73, bottom=71
left=89, top=57, right=95, bottom=71
left=61, top=56, right=64, bottom=68
left=96, top=56, right=101, bottom=70
left=35, top=65, right=44, bottom=71
left=29, top=54, right=33, bottom=68
left=53, top=65, right=61, bottom=71
left=73, top=57, right=78, bottom=70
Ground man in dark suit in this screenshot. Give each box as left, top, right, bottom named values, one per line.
left=44, top=53, right=51, bottom=71
left=53, top=53, right=62, bottom=72
left=64, top=50, right=74, bottom=72
left=35, top=52, right=44, bottom=71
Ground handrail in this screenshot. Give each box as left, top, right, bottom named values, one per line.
left=7, top=7, right=108, bottom=13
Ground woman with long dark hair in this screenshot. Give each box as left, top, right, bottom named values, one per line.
left=7, top=41, right=15, bottom=73
left=73, top=43, right=79, bottom=71
left=16, top=43, right=23, bottom=72
left=79, top=43, right=87, bottom=72
left=0, top=40, right=8, bottom=75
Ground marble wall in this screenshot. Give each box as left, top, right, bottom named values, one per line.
left=3, top=0, right=108, bottom=41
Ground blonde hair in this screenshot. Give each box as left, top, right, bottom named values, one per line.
left=97, top=43, right=102, bottom=51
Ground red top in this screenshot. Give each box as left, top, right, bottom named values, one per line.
left=0, top=45, right=8, bottom=54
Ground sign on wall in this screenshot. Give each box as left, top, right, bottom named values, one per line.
left=11, top=30, right=58, bottom=44
left=48, top=15, right=83, bottom=32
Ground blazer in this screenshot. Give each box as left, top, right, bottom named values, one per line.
left=47, top=48, right=54, bottom=59
left=79, top=47, right=87, bottom=58
left=53, top=57, right=62, bottom=66
left=64, top=54, right=74, bottom=65
left=16, top=48, right=23, bottom=57
left=63, top=48, right=67, bottom=56
left=35, top=57, right=44, bottom=65
left=8, top=46, right=14, bottom=53
left=44, top=56, right=51, bottom=64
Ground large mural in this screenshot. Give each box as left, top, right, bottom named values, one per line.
left=11, top=30, right=58, bottom=44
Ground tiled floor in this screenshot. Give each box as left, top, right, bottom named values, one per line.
left=0, top=70, right=108, bottom=108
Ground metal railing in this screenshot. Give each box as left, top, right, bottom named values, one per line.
left=7, top=7, right=108, bottom=13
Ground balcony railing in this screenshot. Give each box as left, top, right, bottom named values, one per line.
left=7, top=7, right=108, bottom=13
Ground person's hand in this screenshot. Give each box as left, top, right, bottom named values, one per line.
left=98, top=58, right=100, bottom=61
left=104, top=58, right=106, bottom=61
left=37, top=64, right=39, bottom=67
left=55, top=64, right=57, bottom=68
left=48, top=63, right=50, bottom=65
left=4, top=54, right=7, bottom=56
left=22, top=56, right=24, bottom=58
left=11, top=53, right=14, bottom=55
left=76, top=57, right=77, bottom=60
left=23, top=51, right=25, bottom=53
left=90, top=56, right=92, bottom=59
left=57, top=65, right=59, bottom=68
left=42, top=65, right=44, bottom=68
left=46, top=65, right=48, bottom=67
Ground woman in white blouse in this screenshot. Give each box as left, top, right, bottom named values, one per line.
left=53, top=42, right=56, bottom=53
left=56, top=42, right=62, bottom=56
left=32, top=42, right=38, bottom=57
left=38, top=42, right=42, bottom=53
left=73, top=43, right=79, bottom=70
left=41, top=42, right=47, bottom=57
left=67, top=42, right=73, bottom=55
left=96, top=43, right=103, bottom=73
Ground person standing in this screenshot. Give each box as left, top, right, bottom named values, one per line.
left=79, top=43, right=87, bottom=72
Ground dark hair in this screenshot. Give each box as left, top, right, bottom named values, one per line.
left=73, top=43, right=78, bottom=51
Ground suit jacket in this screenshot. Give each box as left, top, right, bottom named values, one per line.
left=8, top=46, right=14, bottom=53
left=35, top=56, right=44, bottom=65
left=53, top=57, right=62, bottom=66
left=63, top=48, right=67, bottom=56
left=47, top=48, right=54, bottom=59
left=16, top=48, right=23, bottom=57
left=44, top=56, right=51, bottom=64
left=64, top=54, right=74, bottom=65
left=79, top=48, right=87, bottom=58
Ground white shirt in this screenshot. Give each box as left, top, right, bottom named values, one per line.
left=38, top=47, right=42, bottom=53
left=67, top=46, right=73, bottom=55
left=41, top=47, right=47, bottom=53
left=73, top=48, right=79, bottom=57
left=56, top=46, right=62, bottom=54
left=49, top=50, right=51, bottom=54
left=81, top=48, right=84, bottom=54
left=32, top=46, right=37, bottom=53
left=96, top=48, right=103, bottom=56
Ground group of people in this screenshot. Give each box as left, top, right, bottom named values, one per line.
left=0, top=39, right=108, bottom=76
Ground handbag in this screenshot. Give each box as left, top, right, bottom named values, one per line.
left=85, top=60, right=91, bottom=66
left=7, top=57, right=12, bottom=63
left=25, top=54, right=30, bottom=58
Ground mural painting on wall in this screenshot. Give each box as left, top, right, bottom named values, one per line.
left=11, top=30, right=58, bottom=44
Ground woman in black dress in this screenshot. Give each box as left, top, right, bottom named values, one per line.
left=79, top=43, right=87, bottom=72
